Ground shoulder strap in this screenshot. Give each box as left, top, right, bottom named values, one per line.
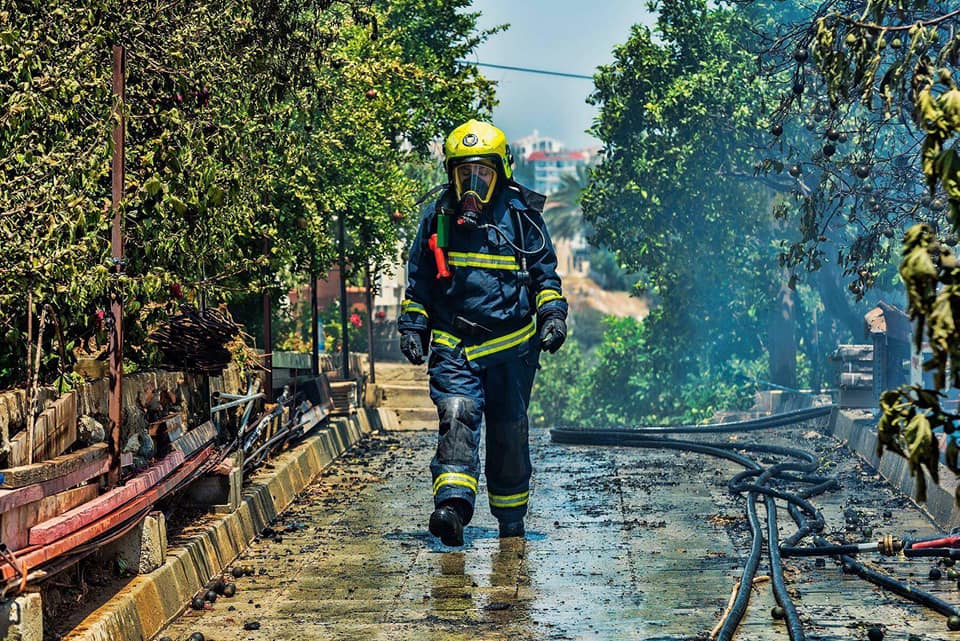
left=506, top=181, right=546, bottom=214
left=415, top=183, right=448, bottom=208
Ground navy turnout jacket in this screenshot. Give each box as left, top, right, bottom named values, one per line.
left=397, top=181, right=568, bottom=365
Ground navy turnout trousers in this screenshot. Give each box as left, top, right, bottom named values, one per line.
left=427, top=339, right=539, bottom=524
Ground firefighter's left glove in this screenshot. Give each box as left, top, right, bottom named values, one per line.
left=400, top=331, right=427, bottom=365
left=539, top=316, right=566, bottom=354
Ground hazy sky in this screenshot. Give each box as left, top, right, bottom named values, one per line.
left=469, top=0, right=656, bottom=150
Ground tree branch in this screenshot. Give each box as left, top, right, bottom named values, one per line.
left=717, top=168, right=806, bottom=195
left=839, top=8, right=960, bottom=32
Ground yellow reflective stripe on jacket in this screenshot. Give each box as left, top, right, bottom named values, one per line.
left=464, top=318, right=536, bottom=360
left=489, top=490, right=529, bottom=508
left=432, top=319, right=537, bottom=361
left=433, top=472, right=478, bottom=495
left=448, top=251, right=519, bottom=270
left=536, top=289, right=563, bottom=309
left=432, top=330, right=460, bottom=349
left=401, top=299, right=428, bottom=317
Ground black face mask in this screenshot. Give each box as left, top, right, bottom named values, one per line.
left=456, top=191, right=484, bottom=230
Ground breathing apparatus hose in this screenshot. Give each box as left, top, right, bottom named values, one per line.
left=481, top=207, right=547, bottom=256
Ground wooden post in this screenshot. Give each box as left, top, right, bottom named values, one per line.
left=311, top=254, right=319, bottom=378
left=338, top=214, right=350, bottom=380
left=365, top=264, right=376, bottom=385
left=108, top=44, right=125, bottom=487
left=262, top=238, right=273, bottom=402
left=25, top=290, right=31, bottom=388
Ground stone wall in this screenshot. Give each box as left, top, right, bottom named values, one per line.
left=0, top=367, right=246, bottom=467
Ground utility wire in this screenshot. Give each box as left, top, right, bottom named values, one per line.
left=457, top=60, right=594, bottom=81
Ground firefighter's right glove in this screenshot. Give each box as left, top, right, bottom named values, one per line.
left=400, top=331, right=426, bottom=365
left=539, top=316, right=567, bottom=354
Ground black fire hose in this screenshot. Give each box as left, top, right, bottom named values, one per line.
left=550, top=429, right=819, bottom=641
left=765, top=493, right=805, bottom=641
left=552, top=409, right=960, bottom=637
left=552, top=407, right=837, bottom=641
left=572, top=405, right=834, bottom=435
left=747, top=454, right=820, bottom=641
left=781, top=526, right=960, bottom=618
left=781, top=543, right=870, bottom=557
left=904, top=547, right=960, bottom=559
left=813, top=536, right=960, bottom=618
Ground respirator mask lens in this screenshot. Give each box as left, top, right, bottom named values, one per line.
left=453, top=162, right=498, bottom=203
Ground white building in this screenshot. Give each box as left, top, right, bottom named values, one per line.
left=527, top=149, right=593, bottom=195
left=512, top=130, right=565, bottom=160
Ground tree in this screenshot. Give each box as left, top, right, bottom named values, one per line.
left=580, top=0, right=800, bottom=420
left=0, top=0, right=498, bottom=389
left=543, top=166, right=591, bottom=241
left=736, top=0, right=960, bottom=502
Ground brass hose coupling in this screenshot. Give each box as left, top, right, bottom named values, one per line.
left=877, top=534, right=903, bottom=556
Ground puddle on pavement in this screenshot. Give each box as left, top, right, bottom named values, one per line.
left=153, top=428, right=958, bottom=641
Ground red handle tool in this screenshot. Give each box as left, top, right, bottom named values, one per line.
left=428, top=233, right=451, bottom=279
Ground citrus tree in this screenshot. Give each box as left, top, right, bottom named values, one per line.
left=579, top=0, right=803, bottom=422
left=0, top=0, right=497, bottom=388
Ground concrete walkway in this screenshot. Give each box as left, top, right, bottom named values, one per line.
left=160, top=423, right=954, bottom=641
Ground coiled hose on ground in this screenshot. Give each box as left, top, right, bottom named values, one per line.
left=550, top=405, right=960, bottom=639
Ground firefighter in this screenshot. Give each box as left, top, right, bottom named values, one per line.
left=397, top=120, right=568, bottom=546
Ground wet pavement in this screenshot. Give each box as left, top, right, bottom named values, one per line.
left=160, top=421, right=957, bottom=641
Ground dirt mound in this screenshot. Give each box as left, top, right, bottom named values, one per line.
left=563, top=274, right=648, bottom=320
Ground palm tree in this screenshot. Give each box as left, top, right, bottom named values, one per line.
left=543, top=165, right=592, bottom=241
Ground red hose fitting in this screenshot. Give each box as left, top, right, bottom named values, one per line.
left=911, top=535, right=960, bottom=550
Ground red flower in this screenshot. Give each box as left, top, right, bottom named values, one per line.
left=349, top=313, right=363, bottom=328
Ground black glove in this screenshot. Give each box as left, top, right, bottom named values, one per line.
left=400, top=331, right=426, bottom=365
left=539, top=316, right=566, bottom=354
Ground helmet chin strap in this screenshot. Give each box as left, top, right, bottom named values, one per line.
left=456, top=191, right=484, bottom=230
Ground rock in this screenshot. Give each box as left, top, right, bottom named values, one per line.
left=78, top=415, right=106, bottom=445
left=138, top=433, right=155, bottom=459
left=122, top=431, right=141, bottom=454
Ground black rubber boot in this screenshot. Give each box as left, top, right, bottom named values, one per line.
left=429, top=505, right=464, bottom=547
left=498, top=520, right=525, bottom=539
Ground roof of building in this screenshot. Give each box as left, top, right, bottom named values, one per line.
left=864, top=300, right=910, bottom=341
left=527, top=150, right=591, bottom=162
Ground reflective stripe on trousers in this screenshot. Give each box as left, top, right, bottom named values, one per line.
left=428, top=336, right=539, bottom=524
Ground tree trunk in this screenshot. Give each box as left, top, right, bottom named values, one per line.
left=768, top=271, right=797, bottom=389
left=815, top=261, right=864, bottom=342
